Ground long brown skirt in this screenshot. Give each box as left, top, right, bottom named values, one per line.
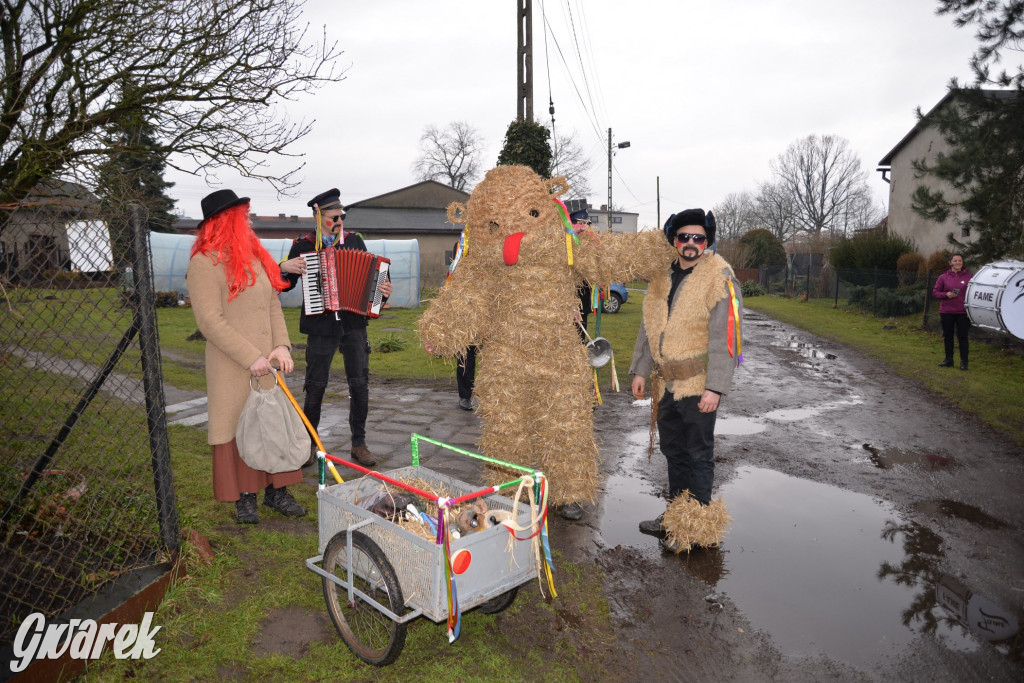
left=212, top=439, right=303, bottom=502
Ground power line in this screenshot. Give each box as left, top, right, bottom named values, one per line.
left=537, top=4, right=604, bottom=147
left=563, top=0, right=603, bottom=135
left=573, top=0, right=612, bottom=128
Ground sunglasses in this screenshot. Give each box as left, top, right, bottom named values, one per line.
left=675, top=232, right=707, bottom=245
left=323, top=213, right=346, bottom=224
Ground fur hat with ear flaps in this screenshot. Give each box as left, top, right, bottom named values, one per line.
left=664, top=208, right=717, bottom=247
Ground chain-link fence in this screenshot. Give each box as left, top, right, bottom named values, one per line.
left=0, top=198, right=178, bottom=652
left=757, top=263, right=938, bottom=319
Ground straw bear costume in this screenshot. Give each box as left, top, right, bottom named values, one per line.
left=418, top=166, right=676, bottom=505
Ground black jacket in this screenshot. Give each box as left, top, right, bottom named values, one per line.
left=282, top=231, right=370, bottom=336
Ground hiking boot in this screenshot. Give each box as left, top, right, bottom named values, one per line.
left=960, top=361, right=968, bottom=371
left=938, top=359, right=954, bottom=367
left=559, top=502, right=584, bottom=521
left=639, top=514, right=666, bottom=536
left=235, top=492, right=259, bottom=524
left=263, top=486, right=306, bottom=517
left=350, top=445, right=377, bottom=467
left=660, top=536, right=682, bottom=553
left=459, top=398, right=474, bottom=411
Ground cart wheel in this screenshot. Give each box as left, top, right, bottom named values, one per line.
left=475, top=586, right=519, bottom=614
left=322, top=530, right=407, bottom=666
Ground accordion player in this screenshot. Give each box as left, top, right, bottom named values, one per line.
left=300, top=248, right=390, bottom=318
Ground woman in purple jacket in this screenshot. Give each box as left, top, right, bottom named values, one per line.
left=933, top=253, right=972, bottom=370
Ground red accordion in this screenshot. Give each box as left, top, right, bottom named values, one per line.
left=300, top=248, right=390, bottom=318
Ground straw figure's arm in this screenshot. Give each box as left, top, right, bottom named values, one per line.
left=571, top=229, right=676, bottom=285
left=418, top=271, right=490, bottom=358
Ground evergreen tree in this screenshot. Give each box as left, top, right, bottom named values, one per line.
left=97, top=82, right=178, bottom=264
left=496, top=120, right=552, bottom=178
left=738, top=228, right=787, bottom=268
left=912, top=1, right=1024, bottom=260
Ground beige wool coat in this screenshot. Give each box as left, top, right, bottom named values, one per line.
left=187, top=254, right=291, bottom=445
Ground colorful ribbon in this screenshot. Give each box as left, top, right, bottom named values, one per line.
left=446, top=228, right=467, bottom=284
left=553, top=198, right=580, bottom=265
left=726, top=280, right=744, bottom=362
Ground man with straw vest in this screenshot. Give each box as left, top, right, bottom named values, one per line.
left=279, top=188, right=392, bottom=468
left=629, top=208, right=742, bottom=549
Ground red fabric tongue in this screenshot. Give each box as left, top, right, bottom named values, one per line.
left=503, top=232, right=526, bottom=265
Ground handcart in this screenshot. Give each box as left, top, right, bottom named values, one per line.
left=303, top=432, right=557, bottom=667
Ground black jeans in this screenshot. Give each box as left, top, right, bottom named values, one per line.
left=940, top=313, right=970, bottom=363
left=657, top=393, right=717, bottom=505
left=456, top=346, right=477, bottom=400
left=304, top=326, right=370, bottom=447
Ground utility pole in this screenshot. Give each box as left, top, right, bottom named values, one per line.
left=607, top=128, right=629, bottom=231
left=517, top=0, right=533, bottom=122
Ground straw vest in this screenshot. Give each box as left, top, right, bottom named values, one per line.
left=642, top=253, right=733, bottom=399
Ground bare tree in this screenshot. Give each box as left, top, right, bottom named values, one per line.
left=0, top=0, right=344, bottom=205
left=550, top=129, right=593, bottom=200
left=712, top=191, right=759, bottom=241
left=413, top=121, right=483, bottom=191
left=753, top=180, right=802, bottom=242
left=769, top=135, right=879, bottom=237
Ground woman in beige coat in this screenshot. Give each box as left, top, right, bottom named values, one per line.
left=187, top=190, right=305, bottom=524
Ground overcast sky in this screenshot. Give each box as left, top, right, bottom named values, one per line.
left=167, top=0, right=982, bottom=230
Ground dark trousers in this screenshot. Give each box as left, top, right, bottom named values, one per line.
left=657, top=393, right=717, bottom=505
left=304, top=327, right=370, bottom=447
left=577, top=285, right=592, bottom=344
left=457, top=346, right=477, bottom=400
left=940, top=313, right=970, bottom=363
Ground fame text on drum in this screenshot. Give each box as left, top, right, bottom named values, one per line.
left=964, top=260, right=1024, bottom=340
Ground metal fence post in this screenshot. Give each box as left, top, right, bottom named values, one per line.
left=806, top=269, right=811, bottom=300
left=130, top=206, right=180, bottom=555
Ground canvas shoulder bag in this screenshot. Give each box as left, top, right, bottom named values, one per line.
left=236, top=369, right=310, bottom=473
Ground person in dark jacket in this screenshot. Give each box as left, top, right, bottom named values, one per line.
left=932, top=253, right=972, bottom=370
left=279, top=188, right=392, bottom=466
left=570, top=209, right=594, bottom=344
left=449, top=237, right=477, bottom=410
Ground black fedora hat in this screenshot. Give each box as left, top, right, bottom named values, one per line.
left=199, top=189, right=250, bottom=223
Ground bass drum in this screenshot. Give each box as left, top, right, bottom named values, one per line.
left=964, top=260, right=1024, bottom=340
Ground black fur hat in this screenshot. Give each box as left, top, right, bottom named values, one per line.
left=664, top=208, right=716, bottom=247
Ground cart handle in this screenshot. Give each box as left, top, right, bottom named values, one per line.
left=410, top=433, right=541, bottom=476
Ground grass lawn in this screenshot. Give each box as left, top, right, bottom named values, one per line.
left=744, top=294, right=1024, bottom=447
left=154, top=287, right=647, bottom=393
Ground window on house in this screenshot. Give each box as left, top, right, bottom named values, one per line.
left=591, top=216, right=600, bottom=224
left=961, top=226, right=970, bottom=238
left=613, top=216, right=622, bottom=224
left=446, top=250, right=455, bottom=265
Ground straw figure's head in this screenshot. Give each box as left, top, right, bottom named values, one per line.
left=446, top=165, right=570, bottom=271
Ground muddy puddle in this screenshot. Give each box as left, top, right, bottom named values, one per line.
left=774, top=335, right=838, bottom=361
left=599, top=451, right=1019, bottom=667
left=854, top=443, right=960, bottom=471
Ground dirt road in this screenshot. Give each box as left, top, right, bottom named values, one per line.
left=536, top=309, right=1023, bottom=681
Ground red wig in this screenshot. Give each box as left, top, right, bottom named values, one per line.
left=190, top=204, right=289, bottom=300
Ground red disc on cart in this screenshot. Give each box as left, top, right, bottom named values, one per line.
left=451, top=549, right=472, bottom=575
